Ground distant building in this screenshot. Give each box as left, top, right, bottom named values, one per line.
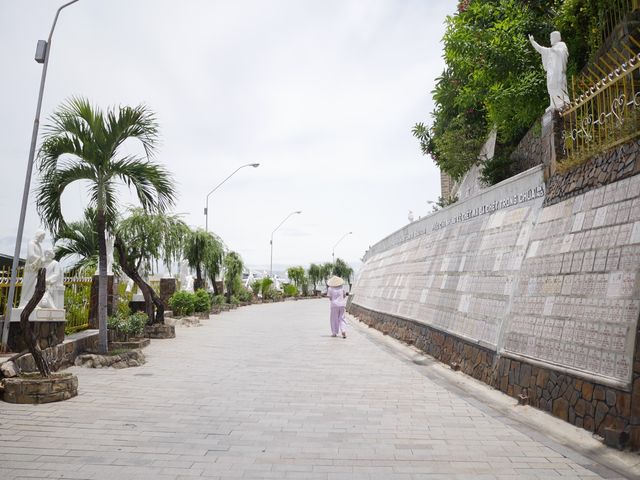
left=0, top=253, right=25, bottom=271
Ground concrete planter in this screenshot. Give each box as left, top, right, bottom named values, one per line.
left=2, top=372, right=78, bottom=404
left=144, top=324, right=176, bottom=339
left=109, top=338, right=150, bottom=350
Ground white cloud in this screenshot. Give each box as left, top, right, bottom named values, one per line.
left=0, top=0, right=455, bottom=270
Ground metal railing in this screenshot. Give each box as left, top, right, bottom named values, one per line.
left=0, top=265, right=92, bottom=332
left=559, top=36, right=640, bottom=168
left=598, top=0, right=639, bottom=51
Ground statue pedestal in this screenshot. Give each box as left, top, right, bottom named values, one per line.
left=160, top=278, right=176, bottom=308
left=129, top=293, right=146, bottom=314
left=541, top=109, right=563, bottom=179
left=8, top=307, right=66, bottom=351
left=10, top=307, right=65, bottom=322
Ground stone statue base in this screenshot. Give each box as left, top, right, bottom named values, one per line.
left=7, top=308, right=66, bottom=351
left=132, top=293, right=144, bottom=302
left=9, top=307, right=66, bottom=323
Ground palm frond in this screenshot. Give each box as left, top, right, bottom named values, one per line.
left=36, top=163, right=96, bottom=232
left=109, top=156, right=176, bottom=213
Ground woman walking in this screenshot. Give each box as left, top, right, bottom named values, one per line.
left=327, top=275, right=347, bottom=338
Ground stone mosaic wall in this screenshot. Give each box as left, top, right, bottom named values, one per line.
left=350, top=304, right=638, bottom=445
left=350, top=165, right=640, bottom=447
left=503, top=174, right=640, bottom=388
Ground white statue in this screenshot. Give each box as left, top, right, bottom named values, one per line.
left=529, top=31, right=569, bottom=111
left=39, top=250, right=65, bottom=309
left=179, top=259, right=194, bottom=292
left=125, top=276, right=134, bottom=293
left=408, top=210, right=415, bottom=223
left=96, top=233, right=115, bottom=276
left=106, top=234, right=114, bottom=275
left=18, top=229, right=46, bottom=308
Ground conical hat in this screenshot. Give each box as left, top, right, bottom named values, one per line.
left=327, top=276, right=344, bottom=287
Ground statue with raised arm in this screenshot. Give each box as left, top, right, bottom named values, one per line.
left=529, top=31, right=569, bottom=110
left=18, top=230, right=46, bottom=308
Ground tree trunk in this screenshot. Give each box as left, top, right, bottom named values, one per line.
left=20, top=268, right=51, bottom=377
left=97, top=208, right=108, bottom=354
left=194, top=264, right=203, bottom=291
left=115, top=237, right=164, bottom=324
left=210, top=273, right=219, bottom=295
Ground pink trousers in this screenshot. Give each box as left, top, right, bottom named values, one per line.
left=330, top=306, right=347, bottom=335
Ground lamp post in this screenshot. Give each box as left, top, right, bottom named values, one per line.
left=270, top=210, right=302, bottom=277
left=204, top=163, right=259, bottom=232
left=332, top=231, right=352, bottom=263
left=1, top=0, right=80, bottom=351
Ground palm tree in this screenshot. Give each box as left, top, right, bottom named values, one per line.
left=53, top=207, right=100, bottom=273
left=36, top=97, right=176, bottom=353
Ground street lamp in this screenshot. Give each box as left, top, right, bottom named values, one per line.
left=204, top=163, right=259, bottom=232
left=270, top=210, right=302, bottom=277
left=1, top=0, right=80, bottom=351
left=332, top=231, right=353, bottom=263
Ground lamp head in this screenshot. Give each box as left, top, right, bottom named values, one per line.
left=295, top=210, right=302, bottom=214
left=251, top=163, right=260, bottom=168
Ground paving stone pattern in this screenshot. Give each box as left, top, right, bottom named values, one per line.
left=0, top=300, right=618, bottom=480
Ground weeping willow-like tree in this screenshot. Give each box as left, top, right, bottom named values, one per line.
left=332, top=258, right=354, bottom=288
left=307, top=263, right=322, bottom=295
left=184, top=229, right=224, bottom=292
left=116, top=208, right=190, bottom=324
left=223, top=251, right=244, bottom=301
left=36, top=97, right=176, bottom=353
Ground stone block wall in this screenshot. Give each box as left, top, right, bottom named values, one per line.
left=9, top=330, right=99, bottom=374
left=7, top=321, right=65, bottom=351
left=349, top=303, right=638, bottom=446
left=546, top=139, right=640, bottom=206
left=350, top=164, right=640, bottom=448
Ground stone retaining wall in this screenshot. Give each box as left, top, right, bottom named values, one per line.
left=349, top=303, right=639, bottom=447
left=10, top=330, right=99, bottom=374
left=545, top=139, right=640, bottom=207
left=352, top=164, right=640, bottom=449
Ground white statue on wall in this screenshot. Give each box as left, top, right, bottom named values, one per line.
left=179, top=259, right=194, bottom=292
left=18, top=229, right=46, bottom=308
left=39, top=250, right=65, bottom=309
left=529, top=31, right=570, bottom=111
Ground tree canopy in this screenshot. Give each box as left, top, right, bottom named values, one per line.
left=415, top=0, right=612, bottom=185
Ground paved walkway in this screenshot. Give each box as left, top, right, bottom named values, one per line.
left=1, top=299, right=638, bottom=480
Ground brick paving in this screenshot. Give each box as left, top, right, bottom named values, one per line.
left=0, top=299, right=637, bottom=479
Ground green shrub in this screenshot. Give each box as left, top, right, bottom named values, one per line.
left=64, top=285, right=91, bottom=334
left=250, top=280, right=261, bottom=296
left=283, top=284, right=298, bottom=297
left=261, top=277, right=274, bottom=299
left=123, top=312, right=147, bottom=338
left=168, top=290, right=195, bottom=316
left=236, top=287, right=252, bottom=303
left=212, top=294, right=226, bottom=305
left=230, top=295, right=240, bottom=306
left=107, top=312, right=147, bottom=340
left=193, top=289, right=211, bottom=313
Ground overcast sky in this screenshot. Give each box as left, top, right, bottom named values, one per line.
left=0, top=0, right=455, bottom=272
